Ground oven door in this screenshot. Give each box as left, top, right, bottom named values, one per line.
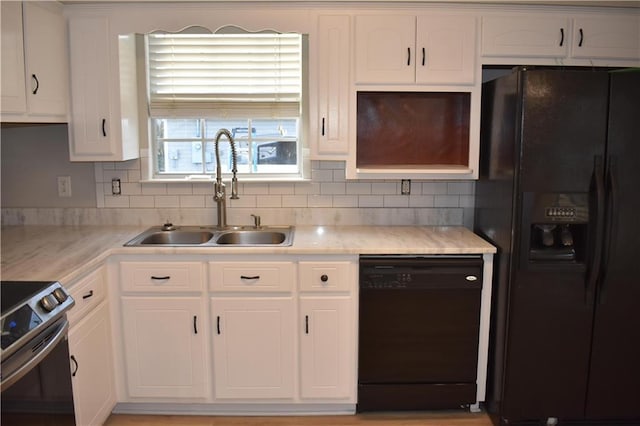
left=1, top=318, right=76, bottom=426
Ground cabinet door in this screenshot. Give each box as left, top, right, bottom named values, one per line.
left=416, top=15, right=476, bottom=84
left=0, top=2, right=26, bottom=114
left=299, top=297, right=354, bottom=400
left=211, top=297, right=294, bottom=399
left=355, top=15, right=415, bottom=83
left=571, top=16, right=640, bottom=60
left=68, top=302, right=116, bottom=426
left=121, top=297, right=208, bottom=398
left=22, top=2, right=68, bottom=117
left=316, top=15, right=350, bottom=156
left=481, top=15, right=569, bottom=58
left=68, top=15, right=115, bottom=158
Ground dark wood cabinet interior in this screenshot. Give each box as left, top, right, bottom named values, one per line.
left=356, top=91, right=471, bottom=168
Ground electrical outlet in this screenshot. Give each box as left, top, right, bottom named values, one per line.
left=401, top=179, right=411, bottom=195
left=111, top=178, right=121, bottom=195
left=57, top=176, right=72, bottom=197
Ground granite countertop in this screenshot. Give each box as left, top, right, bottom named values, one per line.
left=0, top=225, right=495, bottom=285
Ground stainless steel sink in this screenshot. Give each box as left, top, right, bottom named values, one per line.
left=138, top=230, right=214, bottom=245
left=124, top=226, right=293, bottom=247
left=215, top=230, right=288, bottom=246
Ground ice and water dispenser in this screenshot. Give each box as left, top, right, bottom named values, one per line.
left=522, top=193, right=589, bottom=264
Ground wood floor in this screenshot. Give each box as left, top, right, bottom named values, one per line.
left=105, top=411, right=494, bottom=426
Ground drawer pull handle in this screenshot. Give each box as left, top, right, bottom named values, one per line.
left=70, top=355, right=78, bottom=377
left=151, top=276, right=171, bottom=281
left=320, top=274, right=329, bottom=282
left=240, top=275, right=260, bottom=280
left=305, top=315, right=309, bottom=334
left=82, top=290, right=94, bottom=299
left=193, top=315, right=198, bottom=334
left=217, top=316, right=221, bottom=334
left=466, top=275, right=478, bottom=282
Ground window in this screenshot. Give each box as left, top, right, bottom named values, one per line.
left=145, top=28, right=307, bottom=180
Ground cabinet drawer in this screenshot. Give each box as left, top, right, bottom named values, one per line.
left=209, top=262, right=294, bottom=292
left=67, top=268, right=106, bottom=325
left=299, top=262, right=352, bottom=292
left=120, top=262, right=203, bottom=292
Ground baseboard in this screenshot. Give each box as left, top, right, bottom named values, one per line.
left=113, top=402, right=357, bottom=416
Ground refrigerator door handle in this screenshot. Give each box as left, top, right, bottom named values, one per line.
left=586, top=155, right=606, bottom=304
left=598, top=157, right=618, bottom=304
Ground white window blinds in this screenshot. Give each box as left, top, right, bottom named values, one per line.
left=147, top=32, right=302, bottom=118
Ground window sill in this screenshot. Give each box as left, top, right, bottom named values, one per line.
left=140, top=176, right=311, bottom=184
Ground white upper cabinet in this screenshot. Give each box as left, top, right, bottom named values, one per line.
left=571, top=15, right=640, bottom=60
left=482, top=15, right=570, bottom=58
left=415, top=15, right=476, bottom=84
left=313, top=15, right=351, bottom=158
left=1, top=2, right=27, bottom=114
left=482, top=12, right=640, bottom=65
left=355, top=14, right=476, bottom=85
left=67, top=14, right=140, bottom=161
left=1, top=1, right=68, bottom=122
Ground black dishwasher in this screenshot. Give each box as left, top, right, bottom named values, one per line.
left=358, top=255, right=483, bottom=412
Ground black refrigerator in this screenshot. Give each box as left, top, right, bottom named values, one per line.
left=475, top=67, right=640, bottom=425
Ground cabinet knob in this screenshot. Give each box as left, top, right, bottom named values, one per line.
left=320, top=274, right=329, bottom=282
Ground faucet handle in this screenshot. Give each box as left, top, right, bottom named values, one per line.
left=251, top=214, right=261, bottom=229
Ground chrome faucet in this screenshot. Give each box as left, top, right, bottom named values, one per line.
left=213, top=128, right=239, bottom=228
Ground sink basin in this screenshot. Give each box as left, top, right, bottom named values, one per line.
left=215, top=230, right=287, bottom=245
left=138, top=230, right=214, bottom=245
left=124, top=226, right=293, bottom=247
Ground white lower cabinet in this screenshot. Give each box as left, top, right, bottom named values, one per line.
left=68, top=301, right=116, bottom=426
left=115, top=255, right=357, bottom=411
left=121, top=296, right=208, bottom=399
left=299, top=297, right=353, bottom=399
left=298, top=261, right=357, bottom=402
left=211, top=297, right=295, bottom=399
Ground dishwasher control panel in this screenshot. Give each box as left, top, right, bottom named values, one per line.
left=359, top=255, right=483, bottom=290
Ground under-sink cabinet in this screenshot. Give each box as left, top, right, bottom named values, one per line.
left=211, top=297, right=295, bottom=399
left=113, top=255, right=358, bottom=413
left=120, top=296, right=209, bottom=399
left=119, top=261, right=209, bottom=399
left=67, top=267, right=116, bottom=426
left=209, top=260, right=296, bottom=399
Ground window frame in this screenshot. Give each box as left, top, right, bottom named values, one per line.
left=142, top=27, right=310, bottom=183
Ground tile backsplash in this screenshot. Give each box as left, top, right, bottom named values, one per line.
left=2, top=160, right=475, bottom=228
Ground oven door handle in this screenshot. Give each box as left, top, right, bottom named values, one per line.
left=0, top=319, right=69, bottom=392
